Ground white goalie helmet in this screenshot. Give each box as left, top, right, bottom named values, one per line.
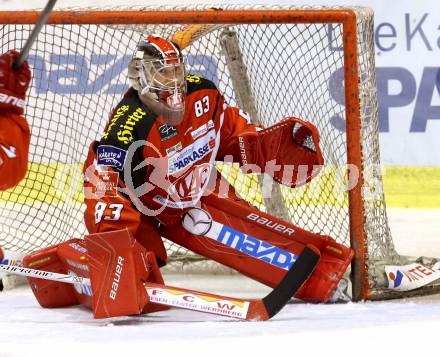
left=128, top=35, right=187, bottom=125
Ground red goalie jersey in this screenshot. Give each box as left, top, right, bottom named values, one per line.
left=83, top=77, right=261, bottom=244
left=0, top=50, right=31, bottom=190
left=83, top=75, right=325, bottom=265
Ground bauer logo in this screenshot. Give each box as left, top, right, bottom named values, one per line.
left=109, top=256, right=124, bottom=300
left=247, top=213, right=295, bottom=236
left=214, top=225, right=297, bottom=270
left=97, top=145, right=127, bottom=170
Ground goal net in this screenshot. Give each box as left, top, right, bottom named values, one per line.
left=0, top=5, right=436, bottom=300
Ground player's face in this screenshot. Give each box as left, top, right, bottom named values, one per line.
left=146, top=58, right=186, bottom=92
left=138, top=57, right=187, bottom=126
left=151, top=62, right=185, bottom=90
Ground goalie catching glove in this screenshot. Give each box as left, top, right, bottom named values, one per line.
left=236, top=117, right=323, bottom=187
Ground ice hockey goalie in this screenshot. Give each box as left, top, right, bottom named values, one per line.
left=24, top=36, right=354, bottom=318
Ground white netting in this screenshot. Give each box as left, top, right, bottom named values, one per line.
left=0, top=5, right=416, bottom=299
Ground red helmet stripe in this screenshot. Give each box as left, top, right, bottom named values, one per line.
left=169, top=41, right=180, bottom=56
left=146, top=35, right=179, bottom=62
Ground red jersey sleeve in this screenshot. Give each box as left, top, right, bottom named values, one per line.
left=0, top=111, right=30, bottom=190
left=216, top=105, right=258, bottom=161
left=82, top=88, right=156, bottom=238
left=83, top=142, right=142, bottom=237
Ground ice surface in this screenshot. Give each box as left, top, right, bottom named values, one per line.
left=2, top=206, right=440, bottom=357
left=2, top=278, right=440, bottom=357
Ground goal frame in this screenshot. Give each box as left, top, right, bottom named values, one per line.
left=0, top=9, right=368, bottom=301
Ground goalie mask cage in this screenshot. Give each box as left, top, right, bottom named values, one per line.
left=0, top=5, right=437, bottom=301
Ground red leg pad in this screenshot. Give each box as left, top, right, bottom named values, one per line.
left=85, top=228, right=168, bottom=318
left=160, top=191, right=354, bottom=303
left=23, top=242, right=81, bottom=308
left=140, top=251, right=170, bottom=314
left=56, top=239, right=93, bottom=308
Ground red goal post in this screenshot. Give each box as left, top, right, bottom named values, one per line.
left=0, top=5, right=432, bottom=301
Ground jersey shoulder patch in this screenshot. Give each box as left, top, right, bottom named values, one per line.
left=100, top=88, right=157, bottom=150
left=186, top=75, right=218, bottom=95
